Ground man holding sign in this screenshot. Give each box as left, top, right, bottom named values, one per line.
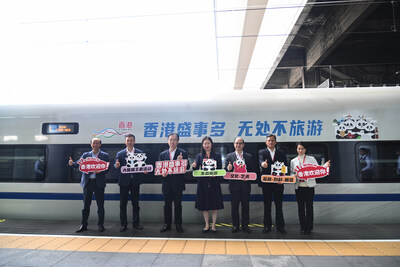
left=114, top=134, right=147, bottom=232
left=225, top=137, right=255, bottom=233
left=68, top=137, right=110, bottom=233
left=158, top=133, right=189, bottom=233
left=258, top=134, right=288, bottom=234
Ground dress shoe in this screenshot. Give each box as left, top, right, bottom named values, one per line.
left=263, top=227, right=271, bottom=233
left=231, top=226, right=240, bottom=233
left=202, top=229, right=209, bottom=233
left=277, top=228, right=287, bottom=234
left=133, top=224, right=143, bottom=230
left=98, top=225, right=105, bottom=232
left=211, top=229, right=217, bottom=234
left=120, top=225, right=128, bottom=232
left=76, top=225, right=87, bottom=233
left=300, top=230, right=306, bottom=235
left=305, top=230, right=312, bottom=235
left=160, top=224, right=171, bottom=233
left=176, top=224, right=184, bottom=233
left=242, top=226, right=252, bottom=233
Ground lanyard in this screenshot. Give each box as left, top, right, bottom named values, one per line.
left=268, top=149, right=275, bottom=161
left=298, top=155, right=306, bottom=167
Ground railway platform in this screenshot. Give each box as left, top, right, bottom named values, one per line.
left=1, top=220, right=400, bottom=266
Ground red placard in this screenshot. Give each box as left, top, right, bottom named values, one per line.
left=154, top=160, right=188, bottom=176
left=295, top=163, right=329, bottom=180
left=78, top=157, right=109, bottom=174
left=224, top=172, right=257, bottom=181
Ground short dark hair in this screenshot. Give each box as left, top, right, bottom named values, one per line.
left=267, top=134, right=276, bottom=141
left=234, top=137, right=244, bottom=143
left=125, top=133, right=135, bottom=140
left=91, top=137, right=102, bottom=144
left=296, top=141, right=307, bottom=150
left=168, top=133, right=179, bottom=141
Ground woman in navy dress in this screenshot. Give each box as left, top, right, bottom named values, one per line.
left=192, top=136, right=224, bottom=233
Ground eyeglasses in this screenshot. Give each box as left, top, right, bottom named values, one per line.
left=235, top=142, right=244, bottom=145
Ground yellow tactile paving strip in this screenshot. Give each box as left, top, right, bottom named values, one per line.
left=1, top=234, right=400, bottom=256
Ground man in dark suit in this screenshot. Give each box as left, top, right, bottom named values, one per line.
left=68, top=137, right=109, bottom=233
left=225, top=137, right=255, bottom=233
left=159, top=133, right=189, bottom=233
left=258, top=134, right=287, bottom=234
left=114, top=134, right=147, bottom=232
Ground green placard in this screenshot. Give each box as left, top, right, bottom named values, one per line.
left=193, top=169, right=226, bottom=177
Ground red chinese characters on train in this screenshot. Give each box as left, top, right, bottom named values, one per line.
left=154, top=159, right=188, bottom=176
left=78, top=157, right=110, bottom=174
left=295, top=163, right=330, bottom=180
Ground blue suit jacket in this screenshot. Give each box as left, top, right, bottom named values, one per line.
left=70, top=150, right=110, bottom=189
left=158, top=147, right=189, bottom=194
left=115, top=148, right=144, bottom=186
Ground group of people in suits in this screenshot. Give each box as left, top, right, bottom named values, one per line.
left=69, top=133, right=330, bottom=235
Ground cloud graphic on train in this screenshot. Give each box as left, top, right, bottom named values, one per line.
left=333, top=115, right=378, bottom=140
left=92, top=128, right=128, bottom=138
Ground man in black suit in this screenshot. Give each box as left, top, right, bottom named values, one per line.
left=159, top=133, right=189, bottom=233
left=225, top=137, right=255, bottom=233
left=114, top=134, right=147, bottom=232
left=258, top=134, right=287, bottom=234
left=68, top=137, right=110, bottom=233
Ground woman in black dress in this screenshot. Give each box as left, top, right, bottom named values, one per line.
left=192, top=136, right=224, bottom=233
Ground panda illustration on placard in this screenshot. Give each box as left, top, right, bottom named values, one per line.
left=233, top=158, right=247, bottom=173
left=202, top=158, right=217, bottom=171
left=126, top=153, right=147, bottom=168
left=271, top=161, right=287, bottom=176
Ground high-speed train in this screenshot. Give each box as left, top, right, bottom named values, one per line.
left=1, top=87, right=399, bottom=225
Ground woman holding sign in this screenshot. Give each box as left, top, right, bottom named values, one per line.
left=192, top=136, right=224, bottom=233
left=290, top=142, right=330, bottom=235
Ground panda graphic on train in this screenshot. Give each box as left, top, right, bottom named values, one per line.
left=333, top=115, right=378, bottom=139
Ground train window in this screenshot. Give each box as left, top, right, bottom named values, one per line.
left=179, top=143, right=231, bottom=183
left=0, top=145, right=46, bottom=182
left=69, top=144, right=122, bottom=183
left=356, top=142, right=400, bottom=182
left=256, top=141, right=330, bottom=182
left=69, top=142, right=231, bottom=184
left=42, top=122, right=79, bottom=135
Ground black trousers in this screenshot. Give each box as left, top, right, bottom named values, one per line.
left=230, top=186, right=250, bottom=228
left=295, top=187, right=315, bottom=231
left=82, top=179, right=105, bottom=227
left=262, top=184, right=284, bottom=229
left=119, top=181, right=141, bottom=227
left=163, top=190, right=183, bottom=226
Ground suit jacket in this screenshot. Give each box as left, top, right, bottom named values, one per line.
left=70, top=150, right=110, bottom=189
left=258, top=147, right=287, bottom=187
left=224, top=151, right=255, bottom=192
left=115, top=148, right=144, bottom=186
left=158, top=147, right=189, bottom=194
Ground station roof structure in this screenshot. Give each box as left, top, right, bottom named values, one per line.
left=1, top=0, right=399, bottom=106
left=260, top=0, right=400, bottom=89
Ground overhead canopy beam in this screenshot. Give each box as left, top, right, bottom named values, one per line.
left=261, top=0, right=316, bottom=89
left=288, top=1, right=378, bottom=88
left=234, top=0, right=268, bottom=90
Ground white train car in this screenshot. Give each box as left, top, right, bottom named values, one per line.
left=0, top=87, right=399, bottom=224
